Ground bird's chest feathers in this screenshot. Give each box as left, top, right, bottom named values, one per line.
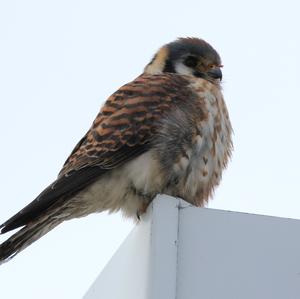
left=158, top=82, right=232, bottom=205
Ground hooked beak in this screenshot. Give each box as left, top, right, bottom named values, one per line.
left=207, top=67, right=222, bottom=81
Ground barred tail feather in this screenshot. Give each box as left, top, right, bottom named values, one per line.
left=0, top=213, right=64, bottom=265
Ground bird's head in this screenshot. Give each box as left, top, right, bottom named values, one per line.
left=144, top=37, right=223, bottom=83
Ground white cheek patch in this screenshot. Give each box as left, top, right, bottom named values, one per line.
left=174, top=62, right=194, bottom=76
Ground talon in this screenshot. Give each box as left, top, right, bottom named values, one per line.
left=136, top=200, right=152, bottom=221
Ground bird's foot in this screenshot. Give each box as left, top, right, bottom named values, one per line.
left=136, top=201, right=151, bottom=221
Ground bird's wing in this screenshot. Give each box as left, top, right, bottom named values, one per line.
left=0, top=74, right=191, bottom=233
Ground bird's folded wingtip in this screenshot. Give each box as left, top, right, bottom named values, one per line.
left=0, top=220, right=10, bottom=234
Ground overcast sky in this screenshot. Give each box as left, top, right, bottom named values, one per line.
left=1, top=1, right=300, bottom=298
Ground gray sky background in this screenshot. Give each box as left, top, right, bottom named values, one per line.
left=1, top=1, right=300, bottom=298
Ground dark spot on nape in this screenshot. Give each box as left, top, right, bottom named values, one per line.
left=163, top=58, right=175, bottom=73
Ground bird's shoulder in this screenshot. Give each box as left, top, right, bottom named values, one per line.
left=59, top=73, right=197, bottom=176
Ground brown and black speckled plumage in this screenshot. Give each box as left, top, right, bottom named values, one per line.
left=60, top=74, right=192, bottom=174
left=0, top=37, right=233, bottom=264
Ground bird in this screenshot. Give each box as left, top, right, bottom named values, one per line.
left=0, top=37, right=233, bottom=264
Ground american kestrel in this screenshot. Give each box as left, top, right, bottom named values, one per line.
left=0, top=37, right=232, bottom=263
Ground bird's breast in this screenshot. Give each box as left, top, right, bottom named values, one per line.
left=153, top=79, right=233, bottom=206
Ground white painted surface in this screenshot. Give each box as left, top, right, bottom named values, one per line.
left=83, top=195, right=300, bottom=299
left=177, top=208, right=300, bottom=299
left=83, top=195, right=179, bottom=299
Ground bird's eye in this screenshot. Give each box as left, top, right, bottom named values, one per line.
left=184, top=56, right=198, bottom=68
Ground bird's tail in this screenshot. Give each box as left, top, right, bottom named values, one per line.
left=0, top=211, right=64, bottom=265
